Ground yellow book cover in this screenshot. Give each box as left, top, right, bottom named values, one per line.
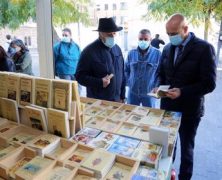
left=7, top=74, right=20, bottom=103
left=20, top=76, right=34, bottom=106
left=35, top=78, right=52, bottom=108
left=0, top=72, right=8, bottom=98
left=52, top=80, right=72, bottom=111
left=47, top=108, right=70, bottom=138
left=25, top=105, right=47, bottom=132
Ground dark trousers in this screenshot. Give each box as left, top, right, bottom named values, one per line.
left=173, top=116, right=201, bottom=180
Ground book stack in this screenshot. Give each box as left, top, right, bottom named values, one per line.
left=81, top=149, right=116, bottom=179
left=28, top=134, right=60, bottom=156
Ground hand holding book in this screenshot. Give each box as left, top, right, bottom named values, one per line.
left=148, top=85, right=170, bottom=99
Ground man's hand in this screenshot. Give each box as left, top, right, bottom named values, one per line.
left=166, top=88, right=181, bottom=99
left=152, top=87, right=159, bottom=93
left=102, top=75, right=111, bottom=88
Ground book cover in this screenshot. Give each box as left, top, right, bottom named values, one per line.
left=147, top=85, right=170, bottom=99
left=25, top=105, right=47, bottom=132
left=34, top=78, right=52, bottom=108
left=127, top=114, right=145, bottom=124
left=67, top=147, right=92, bottom=164
left=114, top=136, right=140, bottom=149
left=74, top=175, right=96, bottom=180
left=15, top=156, right=54, bottom=179
left=132, top=126, right=150, bottom=141
left=20, top=76, right=34, bottom=106
left=0, top=145, right=17, bottom=160
left=45, top=166, right=73, bottom=180
left=72, top=134, right=93, bottom=144
left=85, top=106, right=103, bottom=116
left=110, top=110, right=130, bottom=121
left=139, top=142, right=162, bottom=155
left=108, top=143, right=135, bottom=157
left=8, top=132, right=35, bottom=144
left=101, top=119, right=120, bottom=132
left=7, top=74, right=20, bottom=103
left=0, top=72, right=8, bottom=98
left=9, top=157, right=32, bottom=179
left=105, top=162, right=132, bottom=180
left=98, top=109, right=115, bottom=117
left=52, top=80, right=72, bottom=111
left=133, top=106, right=150, bottom=116
left=78, top=127, right=101, bottom=138
left=0, top=122, right=18, bottom=134
left=135, top=165, right=158, bottom=179
left=116, top=123, right=137, bottom=136
left=0, top=97, right=20, bottom=123
left=47, top=108, right=70, bottom=138
left=139, top=109, right=165, bottom=126
left=86, top=116, right=105, bottom=128
left=81, top=149, right=115, bottom=178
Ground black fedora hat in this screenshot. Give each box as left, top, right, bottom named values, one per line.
left=95, top=18, right=123, bottom=32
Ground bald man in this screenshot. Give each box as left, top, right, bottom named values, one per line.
left=157, top=14, right=216, bottom=180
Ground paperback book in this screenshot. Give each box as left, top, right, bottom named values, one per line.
left=7, top=73, right=20, bottom=103
left=114, top=136, right=140, bottom=149
left=45, top=166, right=73, bottom=180
left=19, top=76, right=34, bottom=106
left=108, top=143, right=135, bottom=157
left=0, top=72, right=8, bottom=98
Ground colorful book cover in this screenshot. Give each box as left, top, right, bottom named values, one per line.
left=135, top=165, right=158, bottom=179
left=114, top=136, right=140, bottom=149
left=79, top=127, right=101, bottom=138
left=105, top=162, right=132, bottom=180
left=72, top=134, right=93, bottom=144
left=68, top=148, right=91, bottom=164
left=108, top=143, right=135, bottom=157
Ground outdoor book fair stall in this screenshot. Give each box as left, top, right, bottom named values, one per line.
left=0, top=72, right=181, bottom=180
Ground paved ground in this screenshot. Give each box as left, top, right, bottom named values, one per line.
left=174, top=70, right=222, bottom=180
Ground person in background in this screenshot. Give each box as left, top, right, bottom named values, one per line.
left=156, top=13, right=216, bottom=180
left=0, top=45, right=15, bottom=72
left=151, top=34, right=165, bottom=49
left=3, top=34, right=12, bottom=52
left=53, top=28, right=81, bottom=81
left=75, top=17, right=125, bottom=102
left=125, top=29, right=161, bottom=107
left=10, top=39, right=33, bottom=75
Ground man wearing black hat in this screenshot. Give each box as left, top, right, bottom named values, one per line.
left=75, top=17, right=125, bottom=102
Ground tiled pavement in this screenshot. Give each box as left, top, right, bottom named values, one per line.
left=174, top=70, right=222, bottom=180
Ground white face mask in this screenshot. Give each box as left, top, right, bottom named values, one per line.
left=61, top=37, right=71, bottom=43
left=138, top=40, right=150, bottom=50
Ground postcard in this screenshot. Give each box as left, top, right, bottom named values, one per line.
left=108, top=143, right=135, bottom=157
left=114, top=136, right=140, bottom=149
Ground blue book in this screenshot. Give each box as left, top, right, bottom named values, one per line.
left=108, top=143, right=135, bottom=157
left=114, top=136, right=140, bottom=148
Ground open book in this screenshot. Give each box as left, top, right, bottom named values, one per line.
left=147, top=85, right=170, bottom=99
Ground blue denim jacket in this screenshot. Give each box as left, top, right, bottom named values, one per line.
left=125, top=46, right=161, bottom=96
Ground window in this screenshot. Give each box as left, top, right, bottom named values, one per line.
left=113, top=3, right=117, bottom=10
left=104, top=4, right=108, bottom=10
left=96, top=4, right=100, bottom=11
left=120, top=2, right=127, bottom=10
left=24, top=36, right=32, bottom=46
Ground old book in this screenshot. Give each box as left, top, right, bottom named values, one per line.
left=84, top=106, right=103, bottom=117
left=8, top=132, right=36, bottom=145
left=116, top=123, right=137, bottom=136
left=147, top=85, right=170, bottom=99
left=86, top=116, right=105, bottom=129
left=114, top=136, right=140, bottom=149
left=28, top=134, right=60, bottom=156
left=7, top=73, right=20, bottom=103
left=72, top=134, right=93, bottom=145
left=66, top=144, right=93, bottom=166
left=81, top=149, right=116, bottom=179
left=45, top=166, right=74, bottom=180
left=0, top=97, right=20, bottom=123
left=87, top=132, right=119, bottom=149
left=127, top=113, right=145, bottom=124
left=133, top=106, right=150, bottom=116
left=47, top=108, right=70, bottom=138
left=34, top=78, right=52, bottom=108
left=19, top=76, right=34, bottom=106
left=110, top=110, right=130, bottom=121
left=0, top=121, right=18, bottom=135
left=139, top=109, right=165, bottom=126
left=108, top=143, right=135, bottom=157
left=105, top=162, right=132, bottom=180
left=0, top=144, right=21, bottom=161
left=51, top=79, right=72, bottom=112
left=132, top=126, right=150, bottom=141
left=139, top=141, right=162, bottom=155
left=101, top=119, right=121, bottom=132
left=73, top=168, right=96, bottom=180
left=80, top=97, right=98, bottom=109
left=15, top=156, right=55, bottom=180
left=0, top=72, right=8, bottom=98
left=45, top=139, right=76, bottom=161
left=132, top=149, right=159, bottom=169
left=133, top=165, right=158, bottom=180
left=77, top=127, right=101, bottom=138
left=25, top=105, right=47, bottom=132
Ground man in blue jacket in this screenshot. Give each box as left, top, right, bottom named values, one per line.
left=157, top=14, right=216, bottom=180
left=75, top=18, right=125, bottom=102
left=125, top=29, right=161, bottom=107
left=54, top=28, right=81, bottom=80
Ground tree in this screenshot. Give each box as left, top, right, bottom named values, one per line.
left=140, top=0, right=222, bottom=64
left=0, top=0, right=91, bottom=42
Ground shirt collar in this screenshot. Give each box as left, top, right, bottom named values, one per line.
left=181, top=32, right=192, bottom=47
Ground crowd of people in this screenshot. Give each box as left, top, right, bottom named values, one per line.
left=0, top=13, right=217, bottom=180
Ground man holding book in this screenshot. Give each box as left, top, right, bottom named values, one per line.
left=156, top=14, right=216, bottom=180
left=75, top=18, right=125, bottom=102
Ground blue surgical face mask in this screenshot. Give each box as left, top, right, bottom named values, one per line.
left=169, top=34, right=183, bottom=46
left=61, top=37, right=71, bottom=43
left=103, top=37, right=115, bottom=48
left=138, top=40, right=150, bottom=50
